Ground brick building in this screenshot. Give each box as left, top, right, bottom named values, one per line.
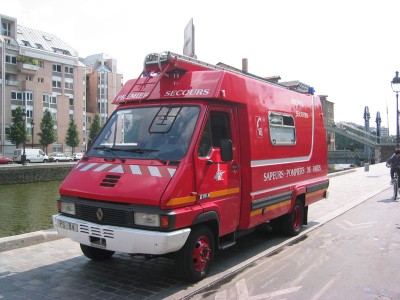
left=0, top=14, right=123, bottom=156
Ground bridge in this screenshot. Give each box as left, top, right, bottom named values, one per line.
left=325, top=122, right=395, bottom=164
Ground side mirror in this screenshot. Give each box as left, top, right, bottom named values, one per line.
left=220, top=139, right=233, bottom=162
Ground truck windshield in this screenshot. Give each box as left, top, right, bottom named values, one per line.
left=87, top=106, right=200, bottom=162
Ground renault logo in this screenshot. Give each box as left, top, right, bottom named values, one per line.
left=96, top=208, right=104, bottom=221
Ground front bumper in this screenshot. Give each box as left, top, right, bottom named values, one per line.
left=52, top=214, right=190, bottom=255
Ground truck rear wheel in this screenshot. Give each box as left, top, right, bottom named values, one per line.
left=175, top=225, right=215, bottom=282
left=281, top=199, right=304, bottom=236
left=80, top=244, right=115, bottom=261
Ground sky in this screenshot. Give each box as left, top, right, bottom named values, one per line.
left=3, top=0, right=400, bottom=133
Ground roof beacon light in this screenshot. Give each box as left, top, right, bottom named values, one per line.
left=143, top=52, right=169, bottom=75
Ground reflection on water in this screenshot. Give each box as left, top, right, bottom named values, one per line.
left=0, top=181, right=61, bottom=238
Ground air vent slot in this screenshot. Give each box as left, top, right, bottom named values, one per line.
left=100, top=175, right=121, bottom=187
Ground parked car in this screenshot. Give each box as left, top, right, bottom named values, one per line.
left=49, top=153, right=72, bottom=162
left=0, top=154, right=12, bottom=164
left=72, top=153, right=83, bottom=161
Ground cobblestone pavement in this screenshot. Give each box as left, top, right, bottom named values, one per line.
left=0, top=163, right=390, bottom=299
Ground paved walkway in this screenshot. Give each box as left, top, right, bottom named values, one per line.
left=0, top=163, right=391, bottom=299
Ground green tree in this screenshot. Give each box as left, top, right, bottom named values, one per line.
left=9, top=106, right=27, bottom=148
left=89, top=114, right=101, bottom=141
left=38, top=109, right=56, bottom=154
left=65, top=118, right=80, bottom=154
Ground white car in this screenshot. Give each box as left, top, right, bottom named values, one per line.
left=49, top=153, right=72, bottom=162
left=72, top=153, right=83, bottom=161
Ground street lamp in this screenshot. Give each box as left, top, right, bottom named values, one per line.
left=30, top=119, right=35, bottom=148
left=391, top=71, right=400, bottom=148
left=21, top=109, right=27, bottom=165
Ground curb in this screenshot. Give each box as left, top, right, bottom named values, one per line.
left=0, top=228, right=63, bottom=253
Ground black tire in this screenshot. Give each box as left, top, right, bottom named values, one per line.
left=175, top=225, right=215, bottom=282
left=393, top=178, right=398, bottom=200
left=280, top=199, right=304, bottom=236
left=43, top=159, right=48, bottom=163
left=26, top=160, right=30, bottom=164
left=80, top=244, right=115, bottom=261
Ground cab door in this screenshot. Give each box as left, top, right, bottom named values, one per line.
left=194, top=105, right=241, bottom=236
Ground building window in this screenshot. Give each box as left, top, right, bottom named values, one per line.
left=38, top=77, right=44, bottom=83
left=52, top=64, right=62, bottom=72
left=65, top=82, right=74, bottom=90
left=1, top=22, right=11, bottom=36
left=25, top=91, right=33, bottom=101
left=22, top=40, right=31, bottom=47
left=26, top=76, right=33, bottom=81
left=52, top=80, right=62, bottom=88
left=65, top=66, right=73, bottom=74
left=43, top=94, right=50, bottom=103
left=5, top=55, right=17, bottom=64
left=39, top=61, right=44, bottom=68
left=11, top=91, right=23, bottom=100
left=36, top=43, right=44, bottom=50
left=69, top=98, right=74, bottom=106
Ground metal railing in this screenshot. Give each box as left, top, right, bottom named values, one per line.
left=325, top=122, right=394, bottom=148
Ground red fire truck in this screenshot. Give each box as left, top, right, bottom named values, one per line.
left=53, top=51, right=329, bottom=282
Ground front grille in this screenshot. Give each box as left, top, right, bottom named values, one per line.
left=59, top=196, right=175, bottom=231
left=76, top=203, right=134, bottom=227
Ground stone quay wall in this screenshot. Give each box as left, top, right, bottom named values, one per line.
left=0, top=164, right=74, bottom=185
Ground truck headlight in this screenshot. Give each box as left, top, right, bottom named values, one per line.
left=134, top=212, right=160, bottom=227
left=60, top=202, right=76, bottom=215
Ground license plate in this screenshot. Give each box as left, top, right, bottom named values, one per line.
left=57, top=219, right=78, bottom=232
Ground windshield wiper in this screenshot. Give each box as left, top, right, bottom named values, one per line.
left=93, top=146, right=126, bottom=163
left=121, top=148, right=167, bottom=165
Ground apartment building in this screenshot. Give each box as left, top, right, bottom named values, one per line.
left=0, top=14, right=123, bottom=156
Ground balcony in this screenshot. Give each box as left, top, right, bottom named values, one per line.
left=0, top=79, right=19, bottom=86
left=17, top=62, right=39, bottom=74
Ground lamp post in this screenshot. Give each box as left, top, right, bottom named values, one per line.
left=30, top=119, right=35, bottom=148
left=392, top=72, right=400, bottom=148
left=21, top=109, right=27, bottom=165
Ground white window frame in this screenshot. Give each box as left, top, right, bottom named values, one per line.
left=11, top=91, right=23, bottom=100
left=1, top=22, right=11, bottom=36
left=65, top=66, right=74, bottom=74
left=5, top=54, right=17, bottom=64
left=52, top=64, right=62, bottom=72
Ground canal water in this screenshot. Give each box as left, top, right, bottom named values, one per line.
left=0, top=181, right=61, bottom=238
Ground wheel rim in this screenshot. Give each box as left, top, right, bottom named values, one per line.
left=192, top=236, right=211, bottom=272
left=293, top=205, right=302, bottom=231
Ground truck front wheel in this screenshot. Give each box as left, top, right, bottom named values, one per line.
left=175, top=225, right=215, bottom=282
left=80, top=244, right=115, bottom=261
left=281, top=199, right=304, bottom=236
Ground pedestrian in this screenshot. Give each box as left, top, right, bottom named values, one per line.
left=386, top=148, right=400, bottom=184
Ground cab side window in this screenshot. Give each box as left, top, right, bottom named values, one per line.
left=198, top=111, right=231, bottom=157
left=198, top=118, right=212, bottom=157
